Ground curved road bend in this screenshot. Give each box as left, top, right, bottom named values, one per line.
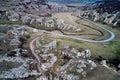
left=37, top=15, right=115, bottom=43
left=29, top=18, right=115, bottom=43
left=83, top=18, right=115, bottom=42
left=39, top=25, right=115, bottom=43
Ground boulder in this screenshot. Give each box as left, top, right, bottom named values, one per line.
left=88, top=60, right=97, bottom=70
left=113, top=19, right=120, bottom=27
left=93, top=12, right=100, bottom=21
left=10, top=39, right=21, bottom=46
left=36, top=17, right=45, bottom=26
left=101, top=12, right=109, bottom=21
left=45, top=19, right=55, bottom=28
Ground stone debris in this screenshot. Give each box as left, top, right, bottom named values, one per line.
left=35, top=17, right=45, bottom=26
left=78, top=10, right=120, bottom=27
left=0, top=25, right=32, bottom=79
left=88, top=60, right=97, bottom=70
left=45, top=19, right=55, bottom=28
left=118, top=64, right=120, bottom=68
left=36, top=39, right=42, bottom=48
left=59, top=48, right=97, bottom=79
left=0, top=10, right=8, bottom=20
left=56, top=19, right=81, bottom=32
left=93, top=11, right=100, bottom=21
left=44, top=40, right=57, bottom=51
left=0, top=24, right=97, bottom=79
left=71, top=48, right=77, bottom=53
left=63, top=74, right=79, bottom=80
left=0, top=56, right=32, bottom=79
left=113, top=19, right=120, bottom=26
left=33, top=28, right=39, bottom=32
left=36, top=75, right=48, bottom=80
left=0, top=62, right=29, bottom=79
left=48, top=2, right=69, bottom=13
left=10, top=39, right=21, bottom=46
left=7, top=11, right=20, bottom=21
left=40, top=53, right=57, bottom=72
left=3, top=10, right=82, bottom=32
left=0, top=56, right=31, bottom=63
left=21, top=14, right=32, bottom=24
left=84, top=49, right=91, bottom=58
left=101, top=60, right=107, bottom=65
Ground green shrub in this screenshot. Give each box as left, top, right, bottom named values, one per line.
left=108, top=40, right=120, bottom=56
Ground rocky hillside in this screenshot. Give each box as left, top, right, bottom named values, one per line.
left=94, top=0, right=120, bottom=13
left=48, top=0, right=101, bottom=3
left=83, top=0, right=120, bottom=14
left=0, top=0, right=51, bottom=16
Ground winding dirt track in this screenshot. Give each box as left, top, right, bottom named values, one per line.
left=29, top=35, right=42, bottom=72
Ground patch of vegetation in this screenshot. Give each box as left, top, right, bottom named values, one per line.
left=112, top=74, right=120, bottom=80
left=61, top=37, right=84, bottom=44
left=0, top=20, right=24, bottom=25
left=42, top=35, right=53, bottom=44
left=57, top=41, right=61, bottom=48
left=108, top=40, right=120, bottom=56
left=31, top=25, right=46, bottom=30
left=114, top=48, right=120, bottom=56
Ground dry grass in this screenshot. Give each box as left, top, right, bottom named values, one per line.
left=52, top=12, right=79, bottom=25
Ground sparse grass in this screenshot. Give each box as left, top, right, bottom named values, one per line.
left=108, top=40, right=120, bottom=56
left=39, top=35, right=53, bottom=44
left=52, top=12, right=79, bottom=26
left=0, top=20, right=24, bottom=25
left=31, top=25, right=47, bottom=30
left=60, top=37, right=84, bottom=44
